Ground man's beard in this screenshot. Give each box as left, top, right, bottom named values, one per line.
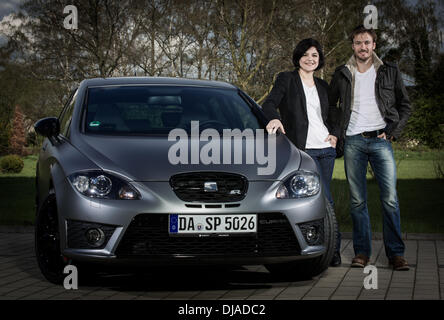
left=355, top=51, right=372, bottom=63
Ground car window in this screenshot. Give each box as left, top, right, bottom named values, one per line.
left=59, top=89, right=78, bottom=138
left=84, top=86, right=263, bottom=135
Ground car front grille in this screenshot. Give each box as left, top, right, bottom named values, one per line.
left=115, top=213, right=300, bottom=258
left=169, top=172, right=248, bottom=203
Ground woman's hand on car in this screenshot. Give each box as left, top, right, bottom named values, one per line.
left=266, top=119, right=286, bottom=134
left=325, top=134, right=337, bottom=148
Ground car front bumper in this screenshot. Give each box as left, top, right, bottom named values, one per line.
left=56, top=178, right=328, bottom=266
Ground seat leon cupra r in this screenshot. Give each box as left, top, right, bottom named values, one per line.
left=34, top=77, right=337, bottom=284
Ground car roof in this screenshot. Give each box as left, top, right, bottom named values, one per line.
left=82, top=77, right=237, bottom=89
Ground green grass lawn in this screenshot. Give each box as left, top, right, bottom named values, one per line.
left=0, top=151, right=443, bottom=233
left=332, top=178, right=444, bottom=233
left=332, top=148, right=444, bottom=233
left=0, top=155, right=37, bottom=225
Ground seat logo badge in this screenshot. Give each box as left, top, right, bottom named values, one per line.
left=204, top=182, right=218, bottom=192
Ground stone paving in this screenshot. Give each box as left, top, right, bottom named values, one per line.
left=0, top=231, right=443, bottom=300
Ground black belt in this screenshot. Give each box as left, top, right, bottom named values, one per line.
left=360, top=129, right=385, bottom=138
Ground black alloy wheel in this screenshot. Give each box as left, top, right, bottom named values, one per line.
left=35, top=193, right=67, bottom=284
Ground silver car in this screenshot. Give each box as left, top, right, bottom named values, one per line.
left=34, top=77, right=337, bottom=284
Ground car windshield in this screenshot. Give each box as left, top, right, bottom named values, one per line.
left=84, top=85, right=263, bottom=135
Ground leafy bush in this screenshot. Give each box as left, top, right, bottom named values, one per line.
left=0, top=97, right=14, bottom=156
left=403, top=95, right=444, bottom=149
left=0, top=155, right=24, bottom=174
left=9, top=106, right=27, bottom=156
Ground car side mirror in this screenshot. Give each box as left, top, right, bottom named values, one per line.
left=34, top=117, right=60, bottom=137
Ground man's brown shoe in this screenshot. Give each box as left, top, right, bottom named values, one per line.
left=389, top=256, right=410, bottom=271
left=351, top=254, right=369, bottom=268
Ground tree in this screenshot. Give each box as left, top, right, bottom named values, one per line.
left=376, top=0, right=441, bottom=89
left=214, top=0, right=278, bottom=95
left=0, top=41, right=67, bottom=155
left=376, top=0, right=443, bottom=146
left=0, top=57, right=27, bottom=156
left=176, top=0, right=220, bottom=79
left=128, top=0, right=174, bottom=76
left=1, top=0, right=441, bottom=140
left=9, top=105, right=27, bottom=156
left=255, top=0, right=367, bottom=103
left=8, top=0, right=144, bottom=81
left=0, top=96, right=14, bottom=156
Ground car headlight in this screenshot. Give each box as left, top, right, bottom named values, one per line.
left=276, top=170, right=320, bottom=199
left=68, top=171, right=141, bottom=200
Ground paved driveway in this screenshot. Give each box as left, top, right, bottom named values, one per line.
left=0, top=231, right=443, bottom=300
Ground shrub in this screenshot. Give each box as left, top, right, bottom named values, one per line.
left=9, top=106, right=27, bottom=156
left=404, top=95, right=444, bottom=149
left=0, top=155, right=24, bottom=174
left=0, top=97, right=14, bottom=156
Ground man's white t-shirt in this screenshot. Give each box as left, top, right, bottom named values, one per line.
left=302, top=82, right=331, bottom=149
left=346, top=65, right=386, bottom=136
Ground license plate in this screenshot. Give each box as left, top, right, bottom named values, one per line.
left=169, top=214, right=257, bottom=235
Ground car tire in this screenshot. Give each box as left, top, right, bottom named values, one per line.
left=35, top=192, right=67, bottom=284
left=35, top=192, right=100, bottom=285
left=265, top=200, right=337, bottom=280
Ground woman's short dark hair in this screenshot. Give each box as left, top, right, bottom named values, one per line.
left=292, top=38, right=325, bottom=70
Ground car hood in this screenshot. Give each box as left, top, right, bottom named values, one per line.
left=71, top=133, right=302, bottom=181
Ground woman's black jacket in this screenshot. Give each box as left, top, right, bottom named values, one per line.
left=261, top=70, right=336, bottom=151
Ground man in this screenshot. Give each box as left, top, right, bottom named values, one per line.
left=328, top=25, right=411, bottom=271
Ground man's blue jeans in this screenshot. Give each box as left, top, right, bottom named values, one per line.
left=305, top=147, right=341, bottom=254
left=344, top=134, right=405, bottom=259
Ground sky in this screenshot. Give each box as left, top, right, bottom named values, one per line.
left=0, top=0, right=23, bottom=20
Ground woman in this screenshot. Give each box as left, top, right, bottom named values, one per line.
left=262, top=38, right=341, bottom=266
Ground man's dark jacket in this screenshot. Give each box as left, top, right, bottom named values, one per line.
left=328, top=54, right=412, bottom=143
left=261, top=70, right=335, bottom=151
